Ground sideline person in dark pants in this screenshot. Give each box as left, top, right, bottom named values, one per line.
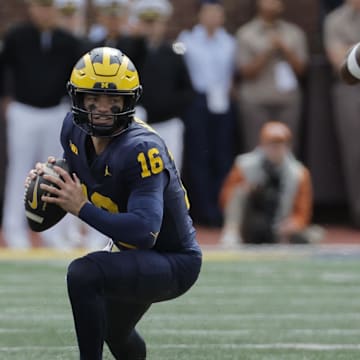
left=184, top=93, right=235, bottom=226
left=178, top=0, right=236, bottom=226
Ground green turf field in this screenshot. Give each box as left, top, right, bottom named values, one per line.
left=1, top=252, right=360, bottom=359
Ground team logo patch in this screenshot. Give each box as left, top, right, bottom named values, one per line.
left=104, top=165, right=112, bottom=177
left=28, top=176, right=39, bottom=210
left=150, top=232, right=159, bottom=240
left=93, top=82, right=117, bottom=90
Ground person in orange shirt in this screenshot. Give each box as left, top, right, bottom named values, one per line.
left=219, top=121, right=320, bottom=245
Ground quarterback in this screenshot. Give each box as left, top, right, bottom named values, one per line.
left=27, top=47, right=202, bottom=359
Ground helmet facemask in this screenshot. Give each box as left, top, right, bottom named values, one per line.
left=68, top=85, right=142, bottom=137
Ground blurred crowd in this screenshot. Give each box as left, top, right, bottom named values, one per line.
left=0, top=0, right=357, bottom=248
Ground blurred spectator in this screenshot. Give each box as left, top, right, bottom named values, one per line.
left=0, top=51, right=5, bottom=229
left=134, top=0, right=194, bottom=170
left=54, top=0, right=100, bottom=250
left=54, top=0, right=86, bottom=37
left=178, top=0, right=236, bottom=227
left=92, top=0, right=147, bottom=70
left=0, top=0, right=82, bottom=248
left=219, top=122, right=320, bottom=245
left=89, top=0, right=135, bottom=42
left=322, top=0, right=344, bottom=14
left=324, top=0, right=360, bottom=227
left=55, top=0, right=95, bottom=56
left=236, top=0, right=308, bottom=151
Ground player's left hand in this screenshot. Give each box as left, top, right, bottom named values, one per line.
left=40, top=166, right=88, bottom=216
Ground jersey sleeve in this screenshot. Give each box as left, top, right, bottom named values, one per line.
left=59, top=113, right=74, bottom=170
left=78, top=140, right=169, bottom=249
left=60, top=112, right=73, bottom=153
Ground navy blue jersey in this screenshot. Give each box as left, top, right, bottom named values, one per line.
left=60, top=113, right=200, bottom=254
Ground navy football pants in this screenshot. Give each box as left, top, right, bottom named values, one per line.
left=66, top=249, right=202, bottom=360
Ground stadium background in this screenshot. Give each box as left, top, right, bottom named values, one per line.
left=0, top=0, right=348, bottom=224
left=0, top=2, right=360, bottom=359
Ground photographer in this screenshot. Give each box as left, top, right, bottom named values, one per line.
left=220, top=121, right=317, bottom=245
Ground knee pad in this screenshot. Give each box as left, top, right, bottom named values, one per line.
left=67, top=257, right=103, bottom=296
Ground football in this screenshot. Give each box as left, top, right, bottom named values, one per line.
left=24, top=159, right=69, bottom=232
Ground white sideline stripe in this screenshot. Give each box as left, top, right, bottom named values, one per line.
left=290, top=329, right=360, bottom=335
left=2, top=312, right=360, bottom=322
left=194, top=285, right=360, bottom=293
left=147, top=343, right=360, bottom=351
left=145, top=328, right=360, bottom=336
left=321, top=272, right=360, bottom=283
left=0, top=313, right=70, bottom=320
left=0, top=328, right=74, bottom=334
left=0, top=346, right=76, bottom=352
left=169, top=298, right=360, bottom=306
left=147, top=313, right=360, bottom=321
left=1, top=328, right=360, bottom=337
left=2, top=344, right=360, bottom=352
left=0, top=328, right=43, bottom=333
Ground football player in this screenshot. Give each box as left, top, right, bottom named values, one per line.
left=27, top=46, right=202, bottom=359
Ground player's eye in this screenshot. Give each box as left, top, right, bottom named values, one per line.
left=110, top=96, right=122, bottom=104
left=87, top=96, right=97, bottom=102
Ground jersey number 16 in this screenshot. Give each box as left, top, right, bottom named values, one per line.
left=137, top=148, right=164, bottom=178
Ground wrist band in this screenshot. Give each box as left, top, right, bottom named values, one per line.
left=347, top=43, right=360, bottom=80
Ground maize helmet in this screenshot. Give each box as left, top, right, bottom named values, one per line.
left=67, top=47, right=142, bottom=137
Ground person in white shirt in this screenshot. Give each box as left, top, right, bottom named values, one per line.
left=178, top=0, right=236, bottom=227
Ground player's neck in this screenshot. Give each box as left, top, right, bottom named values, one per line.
left=91, top=137, right=111, bottom=155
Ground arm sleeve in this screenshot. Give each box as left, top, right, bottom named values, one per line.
left=78, top=169, right=167, bottom=249
left=59, top=113, right=74, bottom=169
left=60, top=113, right=70, bottom=149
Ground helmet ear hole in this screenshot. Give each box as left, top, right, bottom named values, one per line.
left=136, top=86, right=143, bottom=102
left=66, top=82, right=72, bottom=95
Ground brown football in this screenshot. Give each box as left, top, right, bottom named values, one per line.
left=24, top=159, right=69, bottom=232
